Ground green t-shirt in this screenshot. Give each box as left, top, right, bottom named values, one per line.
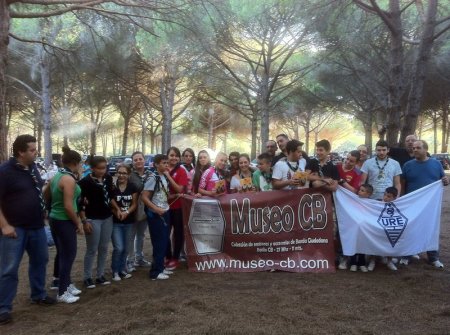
left=252, top=170, right=273, bottom=192
left=49, top=171, right=81, bottom=221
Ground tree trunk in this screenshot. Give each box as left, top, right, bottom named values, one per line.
left=0, top=0, right=10, bottom=162
left=251, top=112, right=258, bottom=159
left=259, top=80, right=270, bottom=156
left=37, top=108, right=42, bottom=156
left=159, top=66, right=176, bottom=153
left=121, top=116, right=130, bottom=155
left=90, top=128, right=96, bottom=155
left=442, top=103, right=449, bottom=153
left=207, top=107, right=214, bottom=149
left=400, top=0, right=437, bottom=144
left=141, top=112, right=147, bottom=153
left=433, top=110, right=438, bottom=154
left=385, top=0, right=403, bottom=147
left=40, top=49, right=52, bottom=166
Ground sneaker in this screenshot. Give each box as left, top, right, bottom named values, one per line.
left=31, top=296, right=56, bottom=306
left=95, top=276, right=111, bottom=285
left=112, top=273, right=121, bottom=282
left=83, top=278, right=96, bottom=289
left=399, top=258, right=409, bottom=266
left=134, top=258, right=152, bottom=267
left=359, top=266, right=368, bottom=273
left=127, top=264, right=136, bottom=273
left=163, top=269, right=174, bottom=275
left=67, top=284, right=81, bottom=296
left=349, top=265, right=357, bottom=272
left=412, top=254, right=420, bottom=260
left=338, top=257, right=347, bottom=270
left=119, top=271, right=132, bottom=279
left=57, top=291, right=79, bottom=304
left=50, top=278, right=59, bottom=291
left=367, top=259, right=376, bottom=272
left=387, top=261, right=398, bottom=271
left=391, top=257, right=398, bottom=264
left=0, top=312, right=12, bottom=325
left=432, top=260, right=444, bottom=269
left=151, top=273, right=169, bottom=280
left=165, top=259, right=178, bottom=271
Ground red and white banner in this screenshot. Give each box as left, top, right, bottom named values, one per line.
left=182, top=189, right=335, bottom=273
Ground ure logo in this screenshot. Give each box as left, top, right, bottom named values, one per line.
left=377, top=202, right=408, bottom=247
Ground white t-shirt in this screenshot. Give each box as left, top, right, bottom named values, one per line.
left=360, top=157, right=402, bottom=200
left=272, top=158, right=307, bottom=190
left=143, top=173, right=169, bottom=210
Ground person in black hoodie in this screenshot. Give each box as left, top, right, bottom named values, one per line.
left=79, top=156, right=114, bottom=289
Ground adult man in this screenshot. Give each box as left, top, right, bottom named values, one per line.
left=389, top=134, right=417, bottom=168
left=360, top=140, right=402, bottom=201
left=265, top=140, right=278, bottom=160
left=0, top=135, right=56, bottom=325
left=272, top=140, right=308, bottom=190
left=337, top=150, right=361, bottom=193
left=355, top=144, right=369, bottom=172
left=401, top=140, right=448, bottom=268
left=272, top=134, right=290, bottom=166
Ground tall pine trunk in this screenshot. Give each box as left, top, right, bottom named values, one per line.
left=40, top=49, right=52, bottom=166
left=0, top=0, right=10, bottom=162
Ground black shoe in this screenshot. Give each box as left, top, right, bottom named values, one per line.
left=83, top=278, right=96, bottom=289
left=31, top=296, right=56, bottom=306
left=95, top=276, right=111, bottom=285
left=50, top=278, right=59, bottom=291
left=0, top=312, right=12, bottom=325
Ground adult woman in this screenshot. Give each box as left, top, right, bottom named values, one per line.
left=198, top=152, right=228, bottom=196
left=182, top=148, right=196, bottom=194
left=192, top=150, right=211, bottom=195
left=79, top=156, right=114, bottom=289
left=111, top=164, right=138, bottom=281
left=47, top=146, right=83, bottom=303
left=230, top=154, right=254, bottom=193
left=128, top=151, right=153, bottom=270
left=165, top=147, right=188, bottom=270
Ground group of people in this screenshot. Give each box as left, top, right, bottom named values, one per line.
left=0, top=132, right=447, bottom=325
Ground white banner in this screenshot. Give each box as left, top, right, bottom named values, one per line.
left=333, top=181, right=443, bottom=256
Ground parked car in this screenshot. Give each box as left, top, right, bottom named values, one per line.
left=431, top=153, right=450, bottom=170
left=108, top=155, right=130, bottom=175
left=144, top=154, right=155, bottom=170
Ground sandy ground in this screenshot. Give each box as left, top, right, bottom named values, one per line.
left=3, top=188, right=450, bottom=335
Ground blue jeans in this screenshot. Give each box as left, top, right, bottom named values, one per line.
left=147, top=211, right=170, bottom=279
left=0, top=227, right=48, bottom=314
left=112, top=223, right=133, bottom=273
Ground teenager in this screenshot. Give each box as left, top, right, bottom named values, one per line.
left=230, top=154, right=254, bottom=193
left=182, top=148, right=196, bottom=194
left=141, top=154, right=178, bottom=280
left=79, top=156, right=114, bottom=288
left=307, top=139, right=339, bottom=192
left=192, top=150, right=211, bottom=195
left=111, top=164, right=138, bottom=281
left=165, top=147, right=188, bottom=270
left=253, top=153, right=273, bottom=192
left=199, top=152, right=228, bottom=196
left=47, top=146, right=83, bottom=303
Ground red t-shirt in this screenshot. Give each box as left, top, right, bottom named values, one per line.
left=337, top=164, right=361, bottom=190
left=169, top=165, right=188, bottom=209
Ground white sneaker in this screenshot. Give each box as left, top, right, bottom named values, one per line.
left=57, top=291, right=80, bottom=304
left=119, top=271, right=132, bottom=279
left=152, top=273, right=169, bottom=280
left=163, top=269, right=174, bottom=275
left=67, top=284, right=81, bottom=296
left=432, top=260, right=444, bottom=269
left=399, top=258, right=409, bottom=266
left=367, top=259, right=376, bottom=271
left=359, top=266, right=368, bottom=273
left=391, top=257, right=398, bottom=264
left=387, top=261, right=398, bottom=271
left=338, top=257, right=347, bottom=270
left=112, top=273, right=121, bottom=281
left=349, top=265, right=357, bottom=272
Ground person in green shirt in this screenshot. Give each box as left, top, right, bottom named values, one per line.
left=46, top=146, right=83, bottom=304
left=252, top=153, right=273, bottom=192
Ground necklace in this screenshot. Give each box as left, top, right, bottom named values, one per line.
left=375, top=157, right=389, bottom=179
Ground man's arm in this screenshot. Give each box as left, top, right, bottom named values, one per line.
left=393, top=175, right=401, bottom=198
left=360, top=172, right=368, bottom=185
left=0, top=208, right=17, bottom=238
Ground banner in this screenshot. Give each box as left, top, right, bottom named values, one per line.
left=334, top=181, right=443, bottom=257
left=182, top=189, right=335, bottom=273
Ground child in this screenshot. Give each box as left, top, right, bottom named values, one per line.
left=141, top=154, right=178, bottom=280
left=348, top=184, right=374, bottom=272
left=367, top=186, right=399, bottom=272
left=252, top=153, right=273, bottom=192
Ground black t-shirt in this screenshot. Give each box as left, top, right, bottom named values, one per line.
left=271, top=153, right=286, bottom=167
left=389, top=147, right=414, bottom=168
left=78, top=174, right=114, bottom=220
left=112, top=183, right=138, bottom=224
left=306, top=159, right=340, bottom=180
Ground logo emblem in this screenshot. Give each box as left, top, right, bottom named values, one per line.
left=377, top=202, right=408, bottom=247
